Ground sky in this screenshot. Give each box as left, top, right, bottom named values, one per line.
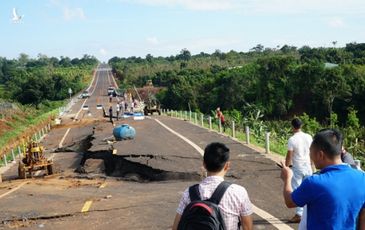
left=1, top=0, right=365, bottom=62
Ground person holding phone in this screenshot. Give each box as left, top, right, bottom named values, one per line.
left=280, top=129, right=365, bottom=229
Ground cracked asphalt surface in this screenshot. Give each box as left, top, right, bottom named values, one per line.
left=0, top=65, right=297, bottom=230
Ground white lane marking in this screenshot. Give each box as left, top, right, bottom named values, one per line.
left=74, top=98, right=89, bottom=120
left=252, top=206, right=293, bottom=230
left=89, top=71, right=100, bottom=96
left=86, top=64, right=100, bottom=92
left=153, top=118, right=293, bottom=230
left=74, top=70, right=100, bottom=120
left=154, top=119, right=203, bottom=155
left=58, top=128, right=71, bottom=148
left=0, top=182, right=27, bottom=199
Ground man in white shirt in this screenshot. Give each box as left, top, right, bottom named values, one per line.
left=285, top=118, right=312, bottom=223
left=172, top=142, right=253, bottom=230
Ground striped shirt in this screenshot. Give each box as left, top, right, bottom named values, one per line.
left=177, top=176, right=253, bottom=230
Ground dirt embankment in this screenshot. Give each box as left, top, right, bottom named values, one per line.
left=0, top=106, right=54, bottom=158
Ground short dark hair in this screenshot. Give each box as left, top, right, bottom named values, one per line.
left=311, top=128, right=343, bottom=158
left=203, top=142, right=230, bottom=172
left=291, top=118, right=302, bottom=129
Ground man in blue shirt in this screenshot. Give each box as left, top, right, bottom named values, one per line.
left=280, top=128, right=365, bottom=229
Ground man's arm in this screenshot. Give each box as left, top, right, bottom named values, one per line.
left=280, top=164, right=297, bottom=208
left=285, top=150, right=293, bottom=167
left=172, top=213, right=181, bottom=230
left=240, top=215, right=253, bottom=230
left=359, top=208, right=365, bottom=229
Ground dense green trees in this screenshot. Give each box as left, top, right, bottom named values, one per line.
left=0, top=54, right=98, bottom=107
left=109, top=45, right=365, bottom=159
left=109, top=45, right=365, bottom=128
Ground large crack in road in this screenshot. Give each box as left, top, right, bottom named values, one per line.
left=68, top=134, right=201, bottom=182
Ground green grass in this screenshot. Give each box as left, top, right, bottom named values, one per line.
left=167, top=110, right=288, bottom=157
left=166, top=110, right=363, bottom=167
left=0, top=84, right=4, bottom=98
left=0, top=108, right=58, bottom=158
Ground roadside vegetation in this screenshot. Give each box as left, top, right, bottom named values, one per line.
left=0, top=54, right=98, bottom=159
left=109, top=43, right=365, bottom=162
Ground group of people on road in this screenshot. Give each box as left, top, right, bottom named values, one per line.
left=172, top=117, right=365, bottom=230
left=108, top=94, right=140, bottom=123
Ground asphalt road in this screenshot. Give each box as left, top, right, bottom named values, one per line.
left=0, top=65, right=297, bottom=230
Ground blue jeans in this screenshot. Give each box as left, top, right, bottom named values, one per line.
left=291, top=165, right=312, bottom=216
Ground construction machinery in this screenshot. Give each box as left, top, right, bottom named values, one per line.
left=18, top=141, right=53, bottom=179
left=143, top=93, right=161, bottom=115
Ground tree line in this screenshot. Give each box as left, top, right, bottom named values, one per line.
left=109, top=43, right=365, bottom=158
left=109, top=43, right=365, bottom=125
left=0, top=54, right=98, bottom=108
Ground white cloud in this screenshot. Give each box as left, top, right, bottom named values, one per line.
left=146, top=36, right=159, bottom=45
left=99, top=48, right=108, bottom=56
left=327, top=17, right=345, bottom=28
left=63, top=7, right=85, bottom=21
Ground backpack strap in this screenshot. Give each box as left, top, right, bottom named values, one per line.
left=208, top=181, right=231, bottom=204
left=189, top=184, right=201, bottom=202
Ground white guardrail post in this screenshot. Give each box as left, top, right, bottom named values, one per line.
left=245, top=126, right=250, bottom=144
left=201, top=114, right=204, bottom=127
left=3, top=154, right=7, bottom=166
left=209, top=116, right=212, bottom=130
left=11, top=149, right=15, bottom=162
left=219, top=119, right=222, bottom=133
left=232, top=121, right=235, bottom=138
left=18, top=146, right=22, bottom=160
left=265, top=132, right=270, bottom=154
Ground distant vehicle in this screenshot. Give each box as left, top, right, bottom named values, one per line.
left=108, top=87, right=115, bottom=96
left=81, top=90, right=90, bottom=98
left=82, top=105, right=89, bottom=110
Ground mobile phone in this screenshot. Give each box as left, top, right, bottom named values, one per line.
left=276, top=163, right=292, bottom=168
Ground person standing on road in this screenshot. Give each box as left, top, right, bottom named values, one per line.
left=341, top=146, right=357, bottom=168
left=172, top=142, right=253, bottom=230
left=298, top=143, right=364, bottom=230
left=116, top=103, right=120, bottom=121
left=281, top=128, right=365, bottom=229
left=285, top=118, right=313, bottom=223
left=216, top=107, right=226, bottom=132
left=109, top=106, right=113, bottom=123
left=124, top=101, right=128, bottom=113
left=121, top=100, right=125, bottom=115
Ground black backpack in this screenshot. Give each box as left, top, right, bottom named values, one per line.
left=177, top=181, right=231, bottom=230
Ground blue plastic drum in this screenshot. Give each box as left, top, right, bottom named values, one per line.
left=113, top=124, right=136, bottom=141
